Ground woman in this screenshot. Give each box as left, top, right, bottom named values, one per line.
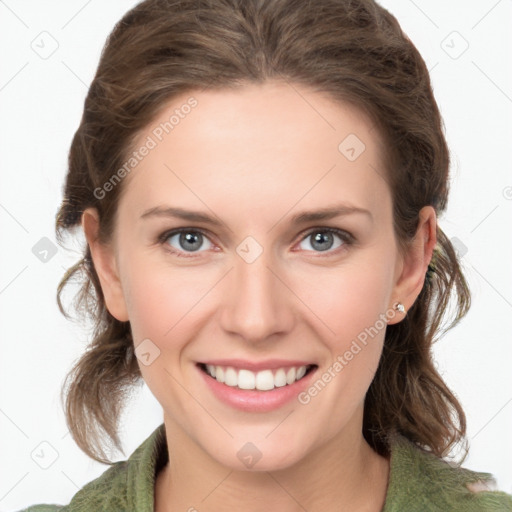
left=19, top=0, right=512, bottom=510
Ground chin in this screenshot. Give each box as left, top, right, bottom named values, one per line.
left=208, top=436, right=308, bottom=473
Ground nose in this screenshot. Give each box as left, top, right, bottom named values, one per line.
left=218, top=248, right=295, bottom=344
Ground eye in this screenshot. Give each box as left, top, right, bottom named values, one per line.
left=296, top=227, right=353, bottom=255
left=158, top=226, right=353, bottom=258
left=159, top=228, right=214, bottom=257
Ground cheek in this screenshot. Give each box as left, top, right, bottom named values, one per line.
left=122, top=256, right=213, bottom=345
left=296, top=257, right=394, bottom=344
left=122, top=261, right=206, bottom=398
left=295, top=257, right=393, bottom=398
left=296, top=264, right=392, bottom=418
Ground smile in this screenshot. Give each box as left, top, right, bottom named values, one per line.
left=198, top=363, right=317, bottom=391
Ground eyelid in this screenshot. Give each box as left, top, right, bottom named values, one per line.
left=297, top=226, right=354, bottom=243
left=157, top=227, right=211, bottom=243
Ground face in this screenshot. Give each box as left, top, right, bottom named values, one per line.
left=87, top=81, right=426, bottom=472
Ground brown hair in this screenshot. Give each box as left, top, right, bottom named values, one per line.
left=56, top=0, right=470, bottom=465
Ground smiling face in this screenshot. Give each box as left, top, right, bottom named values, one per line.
left=84, top=80, right=431, bottom=472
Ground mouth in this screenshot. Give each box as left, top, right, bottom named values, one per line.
left=197, top=362, right=318, bottom=392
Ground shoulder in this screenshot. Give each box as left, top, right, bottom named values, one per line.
left=17, top=424, right=167, bottom=512
left=383, top=434, right=512, bottom=512
left=14, top=460, right=131, bottom=512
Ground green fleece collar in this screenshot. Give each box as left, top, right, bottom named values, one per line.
left=24, top=423, right=512, bottom=511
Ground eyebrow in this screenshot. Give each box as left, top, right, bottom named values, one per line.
left=140, top=203, right=373, bottom=227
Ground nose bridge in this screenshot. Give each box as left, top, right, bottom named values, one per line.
left=219, top=242, right=293, bottom=342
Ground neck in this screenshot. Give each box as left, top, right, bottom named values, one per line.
left=155, top=412, right=390, bottom=512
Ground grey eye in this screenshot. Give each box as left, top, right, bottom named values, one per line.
left=298, top=230, right=346, bottom=252
left=166, top=231, right=213, bottom=253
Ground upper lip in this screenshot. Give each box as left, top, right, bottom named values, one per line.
left=198, top=359, right=316, bottom=371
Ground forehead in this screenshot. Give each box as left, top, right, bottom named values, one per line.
left=118, top=81, right=390, bottom=224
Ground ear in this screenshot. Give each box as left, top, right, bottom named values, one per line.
left=81, top=208, right=129, bottom=322
left=387, top=206, right=437, bottom=325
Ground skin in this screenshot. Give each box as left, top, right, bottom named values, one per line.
left=83, top=80, right=436, bottom=511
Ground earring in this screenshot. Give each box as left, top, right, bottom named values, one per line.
left=394, top=302, right=406, bottom=314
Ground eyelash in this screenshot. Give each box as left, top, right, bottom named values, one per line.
left=157, top=227, right=354, bottom=259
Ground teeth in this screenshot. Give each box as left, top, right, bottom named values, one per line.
left=203, top=364, right=311, bottom=391
left=224, top=367, right=238, bottom=386
left=255, top=370, right=274, bottom=391
left=274, top=368, right=287, bottom=387
left=296, top=366, right=307, bottom=380
left=238, top=369, right=255, bottom=390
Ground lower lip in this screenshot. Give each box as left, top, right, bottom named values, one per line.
left=197, top=364, right=318, bottom=412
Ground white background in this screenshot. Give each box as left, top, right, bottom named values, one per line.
left=0, top=0, right=511, bottom=510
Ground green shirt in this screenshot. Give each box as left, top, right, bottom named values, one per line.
left=18, top=423, right=512, bottom=511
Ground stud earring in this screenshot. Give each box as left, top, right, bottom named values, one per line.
left=394, top=302, right=406, bottom=314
